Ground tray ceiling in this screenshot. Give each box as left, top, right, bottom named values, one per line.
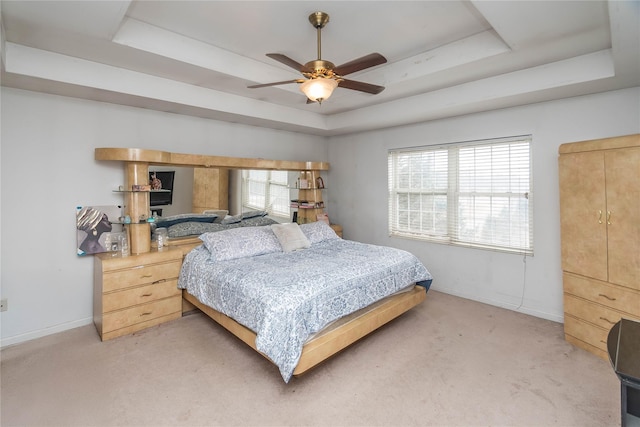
left=1, top=1, right=638, bottom=136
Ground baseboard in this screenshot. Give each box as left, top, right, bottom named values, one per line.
left=1, top=317, right=94, bottom=348
left=431, top=286, right=564, bottom=323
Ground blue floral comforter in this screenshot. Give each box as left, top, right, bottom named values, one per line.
left=178, top=238, right=432, bottom=382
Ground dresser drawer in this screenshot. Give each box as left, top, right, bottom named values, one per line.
left=564, top=315, right=609, bottom=354
left=102, top=260, right=181, bottom=292
left=102, top=295, right=181, bottom=333
left=563, top=272, right=640, bottom=315
left=103, top=279, right=180, bottom=313
left=564, top=293, right=640, bottom=330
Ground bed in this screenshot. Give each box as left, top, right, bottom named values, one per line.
left=177, top=220, right=433, bottom=382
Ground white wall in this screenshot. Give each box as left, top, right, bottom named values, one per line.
left=0, top=88, right=327, bottom=346
left=327, top=87, right=640, bottom=322
left=2, top=86, right=638, bottom=347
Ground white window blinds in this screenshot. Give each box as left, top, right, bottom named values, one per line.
left=242, top=170, right=290, bottom=218
left=388, top=136, right=533, bottom=254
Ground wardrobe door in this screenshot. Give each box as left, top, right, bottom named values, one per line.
left=605, top=148, right=640, bottom=290
left=559, top=151, right=607, bottom=281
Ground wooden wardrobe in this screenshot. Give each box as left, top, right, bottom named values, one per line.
left=558, top=134, right=640, bottom=359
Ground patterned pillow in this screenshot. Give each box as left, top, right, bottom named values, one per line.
left=241, top=210, right=268, bottom=219
left=240, top=216, right=279, bottom=227
left=167, top=222, right=231, bottom=238
left=155, top=213, right=217, bottom=228
left=221, top=214, right=242, bottom=225
left=199, top=226, right=282, bottom=261
left=300, top=221, right=340, bottom=244
left=271, top=223, right=311, bottom=252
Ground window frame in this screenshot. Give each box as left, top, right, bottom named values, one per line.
left=388, top=135, right=533, bottom=255
left=242, top=170, right=291, bottom=219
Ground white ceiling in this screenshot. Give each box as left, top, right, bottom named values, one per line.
left=1, top=1, right=638, bottom=136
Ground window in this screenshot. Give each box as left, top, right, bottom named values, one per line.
left=242, top=170, right=290, bottom=218
left=388, top=136, right=533, bottom=254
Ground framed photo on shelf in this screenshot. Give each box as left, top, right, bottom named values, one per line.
left=316, top=176, right=325, bottom=189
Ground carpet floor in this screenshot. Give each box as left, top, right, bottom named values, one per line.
left=1, top=291, right=623, bottom=426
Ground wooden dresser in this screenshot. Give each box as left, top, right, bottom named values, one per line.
left=93, top=248, right=183, bottom=341
left=558, top=134, right=640, bottom=359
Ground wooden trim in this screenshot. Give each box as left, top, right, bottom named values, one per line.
left=182, top=286, right=427, bottom=377
left=558, top=134, right=639, bottom=154
left=96, top=147, right=329, bottom=171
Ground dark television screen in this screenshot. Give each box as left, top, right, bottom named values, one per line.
left=149, top=171, right=175, bottom=206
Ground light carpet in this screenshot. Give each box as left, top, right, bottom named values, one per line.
left=1, top=291, right=621, bottom=426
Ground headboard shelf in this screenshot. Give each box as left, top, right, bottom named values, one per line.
left=95, top=147, right=330, bottom=254
left=95, top=148, right=329, bottom=171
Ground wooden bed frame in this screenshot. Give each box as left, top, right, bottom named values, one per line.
left=183, top=285, right=427, bottom=376
left=94, top=148, right=428, bottom=377
left=161, top=234, right=428, bottom=376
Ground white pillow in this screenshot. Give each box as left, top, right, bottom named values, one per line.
left=271, top=223, right=311, bottom=252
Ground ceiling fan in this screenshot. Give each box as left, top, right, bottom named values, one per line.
left=248, top=11, right=387, bottom=104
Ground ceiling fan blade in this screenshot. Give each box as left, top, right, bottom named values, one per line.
left=248, top=80, right=298, bottom=89
left=334, top=53, right=387, bottom=76
left=339, top=79, right=385, bottom=95
left=266, top=53, right=312, bottom=73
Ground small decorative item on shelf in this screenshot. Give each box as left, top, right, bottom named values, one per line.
left=298, top=178, right=309, bottom=189
left=132, top=184, right=151, bottom=191
left=316, top=177, right=325, bottom=189
left=150, top=172, right=162, bottom=190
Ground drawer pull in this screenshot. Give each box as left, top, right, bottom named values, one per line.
left=599, top=316, right=616, bottom=325
left=152, top=279, right=167, bottom=285
left=598, top=210, right=603, bottom=224
left=598, top=293, right=616, bottom=301
left=141, top=293, right=153, bottom=297
left=140, top=274, right=153, bottom=279
left=606, top=211, right=611, bottom=225
left=140, top=312, right=152, bottom=316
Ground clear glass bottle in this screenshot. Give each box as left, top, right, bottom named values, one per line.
left=156, top=228, right=168, bottom=249
left=119, top=233, right=130, bottom=257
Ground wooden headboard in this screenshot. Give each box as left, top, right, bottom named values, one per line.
left=95, top=147, right=329, bottom=254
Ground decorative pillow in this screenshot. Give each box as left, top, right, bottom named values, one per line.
left=221, top=214, right=242, bottom=225
left=300, top=221, right=340, bottom=244
left=167, top=222, right=230, bottom=238
left=199, top=225, right=282, bottom=261
left=241, top=210, right=268, bottom=219
left=203, top=209, right=229, bottom=224
left=155, top=213, right=217, bottom=228
left=240, top=216, right=279, bottom=227
left=271, top=223, right=311, bottom=252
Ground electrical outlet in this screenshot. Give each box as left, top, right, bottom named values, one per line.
left=0, top=298, right=7, bottom=312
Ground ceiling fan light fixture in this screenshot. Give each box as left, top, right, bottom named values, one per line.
left=300, top=78, right=338, bottom=103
